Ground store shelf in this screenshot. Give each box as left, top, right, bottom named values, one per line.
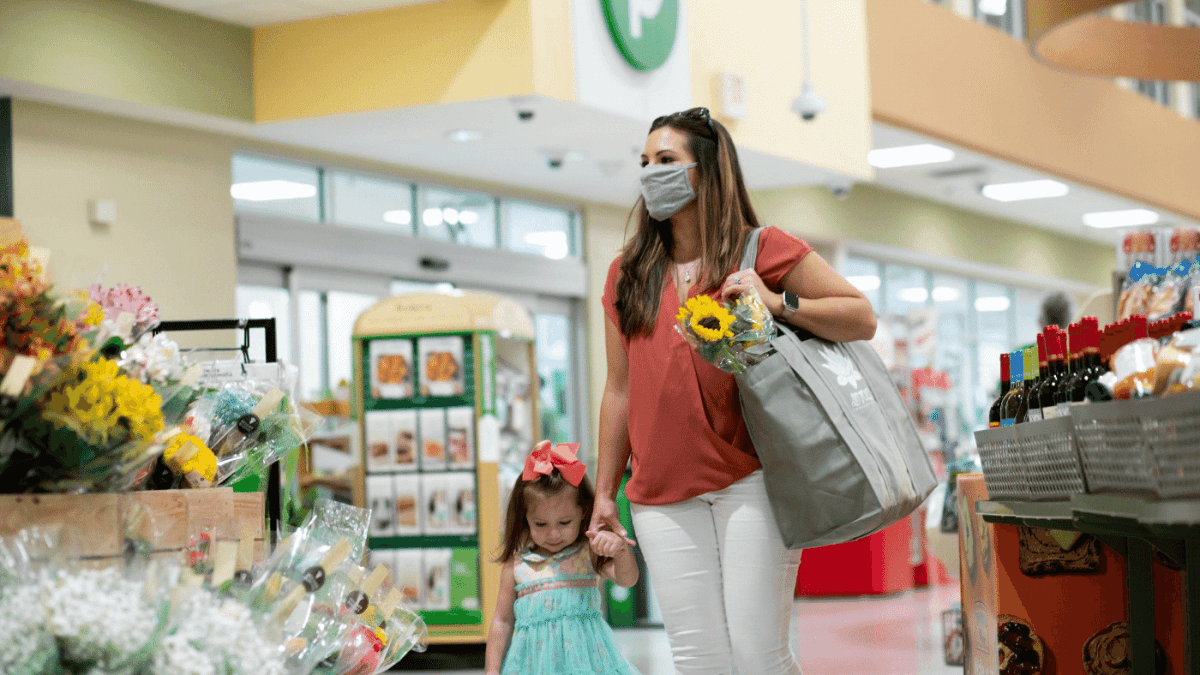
left=369, top=535, right=478, bottom=549
left=975, top=499, right=1074, bottom=528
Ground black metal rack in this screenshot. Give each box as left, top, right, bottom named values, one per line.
left=152, top=318, right=282, bottom=542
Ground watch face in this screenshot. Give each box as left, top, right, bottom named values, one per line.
left=783, top=292, right=800, bottom=312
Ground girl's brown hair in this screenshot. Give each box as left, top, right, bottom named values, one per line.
left=614, top=107, right=762, bottom=337
left=496, top=470, right=596, bottom=563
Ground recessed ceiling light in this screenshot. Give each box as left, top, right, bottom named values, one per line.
left=981, top=179, right=1069, bottom=202
left=383, top=210, right=411, bottom=226
left=1082, top=209, right=1160, bottom=229
left=932, top=286, right=961, bottom=302
left=422, top=208, right=443, bottom=227
left=977, top=0, right=1007, bottom=16
left=847, top=275, right=880, bottom=291
left=459, top=210, right=479, bottom=225
left=446, top=129, right=484, bottom=142
left=899, top=287, right=929, bottom=303
left=867, top=144, right=955, bottom=169
left=975, top=296, right=1011, bottom=312
left=230, top=180, right=317, bottom=201
left=525, top=231, right=570, bottom=259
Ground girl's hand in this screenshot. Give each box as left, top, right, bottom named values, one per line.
left=720, top=268, right=783, bottom=316
left=587, top=497, right=636, bottom=546
left=588, top=529, right=630, bottom=557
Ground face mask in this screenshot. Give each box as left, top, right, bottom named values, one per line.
left=640, top=163, right=697, bottom=221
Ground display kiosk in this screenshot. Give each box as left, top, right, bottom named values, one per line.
left=352, top=292, right=538, bottom=644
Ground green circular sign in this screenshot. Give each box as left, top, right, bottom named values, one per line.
left=601, top=0, right=679, bottom=72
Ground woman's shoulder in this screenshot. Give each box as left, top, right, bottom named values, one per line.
left=757, top=225, right=810, bottom=248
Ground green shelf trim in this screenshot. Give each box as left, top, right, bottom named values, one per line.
left=422, top=609, right=484, bottom=627
left=363, top=395, right=474, bottom=411
left=369, top=535, right=478, bottom=549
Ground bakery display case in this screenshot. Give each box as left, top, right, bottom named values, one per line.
left=352, top=292, right=538, bottom=644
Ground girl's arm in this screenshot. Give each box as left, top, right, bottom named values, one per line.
left=588, top=317, right=635, bottom=544
left=589, top=530, right=639, bottom=588
left=483, top=560, right=517, bottom=675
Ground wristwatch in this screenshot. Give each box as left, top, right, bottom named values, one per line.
left=781, top=291, right=800, bottom=318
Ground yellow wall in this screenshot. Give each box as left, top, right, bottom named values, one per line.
left=688, top=0, right=875, bottom=181
left=254, top=0, right=563, bottom=122
left=11, top=99, right=238, bottom=322
left=0, top=0, right=252, bottom=120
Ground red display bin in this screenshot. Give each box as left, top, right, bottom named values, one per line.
left=795, top=514, right=916, bottom=597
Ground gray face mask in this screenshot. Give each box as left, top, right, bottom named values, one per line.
left=640, top=163, right=697, bottom=221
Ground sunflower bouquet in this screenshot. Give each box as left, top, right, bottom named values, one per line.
left=675, top=287, right=777, bottom=374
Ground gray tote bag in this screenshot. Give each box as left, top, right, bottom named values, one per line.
left=735, top=228, right=937, bottom=549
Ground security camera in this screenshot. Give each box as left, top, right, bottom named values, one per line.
left=546, top=149, right=566, bottom=170
left=517, top=109, right=535, bottom=122
left=791, top=81, right=826, bottom=122
left=827, top=180, right=853, bottom=200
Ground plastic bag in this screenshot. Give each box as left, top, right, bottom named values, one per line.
left=675, top=287, right=778, bottom=374
left=1118, top=262, right=1163, bottom=321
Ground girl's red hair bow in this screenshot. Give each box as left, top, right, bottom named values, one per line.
left=522, top=440, right=586, bottom=487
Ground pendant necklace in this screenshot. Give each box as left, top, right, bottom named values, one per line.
left=677, top=259, right=700, bottom=284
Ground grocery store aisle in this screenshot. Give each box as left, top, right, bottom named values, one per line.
left=397, top=583, right=963, bottom=674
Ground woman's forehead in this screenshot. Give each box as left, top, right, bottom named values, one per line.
left=645, top=126, right=691, bottom=154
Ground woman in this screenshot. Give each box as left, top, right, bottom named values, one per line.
left=588, top=107, right=876, bottom=675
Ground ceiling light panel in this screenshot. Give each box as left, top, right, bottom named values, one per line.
left=1082, top=209, right=1160, bottom=229
left=868, top=144, right=955, bottom=169
left=981, top=179, right=1069, bottom=202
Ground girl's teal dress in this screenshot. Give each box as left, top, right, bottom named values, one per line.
left=503, top=542, right=640, bottom=675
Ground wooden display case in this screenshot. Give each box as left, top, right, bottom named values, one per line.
left=352, top=292, right=538, bottom=645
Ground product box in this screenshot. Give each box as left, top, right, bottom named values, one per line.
left=422, top=548, right=452, bottom=611
left=422, top=473, right=451, bottom=534
left=449, top=547, right=481, bottom=614
left=446, top=407, right=475, bottom=469
left=393, top=473, right=422, bottom=536
left=446, top=472, right=478, bottom=535
left=419, top=336, right=465, bottom=397
left=419, top=408, right=447, bottom=471
left=391, top=410, right=418, bottom=471
left=366, top=474, right=396, bottom=537
left=393, top=549, right=424, bottom=609
left=365, top=411, right=394, bottom=472
left=370, top=338, right=415, bottom=399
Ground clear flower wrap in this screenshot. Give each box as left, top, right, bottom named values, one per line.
left=675, top=287, right=779, bottom=374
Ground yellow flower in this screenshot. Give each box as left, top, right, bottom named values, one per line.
left=163, top=433, right=217, bottom=485
left=44, top=359, right=164, bottom=446
left=737, top=295, right=765, bottom=331
left=82, top=301, right=104, bottom=327
left=684, top=295, right=735, bottom=342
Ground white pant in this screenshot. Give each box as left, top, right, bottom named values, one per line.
left=631, top=470, right=804, bottom=675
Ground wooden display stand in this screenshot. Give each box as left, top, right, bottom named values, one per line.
left=958, top=474, right=1186, bottom=675
left=0, top=488, right=266, bottom=565
left=352, top=292, right=537, bottom=645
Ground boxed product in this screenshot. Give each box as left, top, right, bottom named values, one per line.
left=419, top=336, right=465, bottom=397
left=446, top=472, right=478, bottom=535
left=419, top=408, right=448, bottom=471
left=393, top=549, right=424, bottom=609
left=422, top=548, right=452, bottom=611
left=393, top=473, right=422, bottom=535
left=446, top=407, right=475, bottom=469
left=422, top=473, right=451, bottom=534
left=366, top=474, right=396, bottom=537
left=370, top=338, right=415, bottom=399
left=392, top=410, right=418, bottom=471
left=365, top=411, right=394, bottom=472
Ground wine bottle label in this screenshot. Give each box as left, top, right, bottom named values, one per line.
left=1001, top=418, right=1015, bottom=427
left=989, top=421, right=1000, bottom=429
left=1026, top=408, right=1043, bottom=422
left=1041, top=406, right=1058, bottom=420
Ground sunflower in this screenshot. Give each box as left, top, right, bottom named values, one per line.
left=681, top=295, right=735, bottom=342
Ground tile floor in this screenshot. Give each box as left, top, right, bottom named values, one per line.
left=397, top=583, right=964, bottom=674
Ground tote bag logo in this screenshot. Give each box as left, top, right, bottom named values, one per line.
left=820, top=347, right=875, bottom=410
left=601, top=0, right=679, bottom=72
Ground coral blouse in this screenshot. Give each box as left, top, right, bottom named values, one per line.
left=601, top=226, right=813, bottom=505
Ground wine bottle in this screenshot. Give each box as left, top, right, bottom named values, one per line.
left=989, top=352, right=1011, bottom=429
left=1026, top=334, right=1049, bottom=422
left=1054, top=323, right=1081, bottom=418
left=1070, top=319, right=1101, bottom=403
left=1040, top=328, right=1065, bottom=418
left=1001, top=350, right=1025, bottom=427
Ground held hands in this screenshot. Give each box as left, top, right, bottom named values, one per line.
left=586, top=497, right=636, bottom=547
left=720, top=268, right=783, bottom=317
left=587, top=529, right=630, bottom=558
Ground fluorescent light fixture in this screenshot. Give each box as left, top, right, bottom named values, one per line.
left=230, top=180, right=317, bottom=201
left=422, top=208, right=443, bottom=227
left=932, top=286, right=961, bottom=302
left=978, top=0, right=1007, bottom=16
left=247, top=301, right=273, bottom=319
left=442, top=207, right=460, bottom=226
left=383, top=210, right=411, bottom=226
left=981, top=179, right=1069, bottom=202
left=975, top=296, right=1011, bottom=312
left=434, top=282, right=457, bottom=293
left=867, top=144, right=955, bottom=169
left=446, top=129, right=484, bottom=142
left=459, top=210, right=479, bottom=225
left=900, top=287, right=929, bottom=303
left=847, top=275, right=881, bottom=291
left=1082, top=209, right=1160, bottom=229
left=524, top=231, right=570, bottom=259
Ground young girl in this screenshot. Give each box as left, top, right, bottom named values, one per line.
left=485, top=440, right=641, bottom=675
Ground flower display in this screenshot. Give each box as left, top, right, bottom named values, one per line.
left=43, top=358, right=164, bottom=447
left=89, top=283, right=161, bottom=335
left=675, top=287, right=777, bottom=374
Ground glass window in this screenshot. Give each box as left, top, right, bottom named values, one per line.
left=297, top=290, right=324, bottom=400
left=390, top=279, right=443, bottom=296
left=535, top=313, right=575, bottom=443
left=235, top=285, right=293, bottom=365
left=973, top=281, right=1012, bottom=344
left=974, top=0, right=1023, bottom=38
left=883, top=264, right=930, bottom=318
left=326, top=291, right=380, bottom=392
left=1015, top=288, right=1044, bottom=347
left=328, top=171, right=414, bottom=234
left=502, top=201, right=576, bottom=259
left=844, top=257, right=881, bottom=314
left=417, top=187, right=497, bottom=248
left=232, top=155, right=321, bottom=222
left=1132, top=0, right=1172, bottom=106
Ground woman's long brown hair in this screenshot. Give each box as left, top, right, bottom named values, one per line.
left=496, top=470, right=596, bottom=564
left=614, top=107, right=762, bottom=337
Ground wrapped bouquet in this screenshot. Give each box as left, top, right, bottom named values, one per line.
left=675, top=287, right=778, bottom=374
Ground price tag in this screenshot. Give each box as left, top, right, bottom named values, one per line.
left=0, top=355, right=37, bottom=397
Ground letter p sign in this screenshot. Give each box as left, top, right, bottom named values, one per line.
left=601, top=0, right=679, bottom=72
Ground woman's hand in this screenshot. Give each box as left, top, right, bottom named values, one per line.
left=588, top=529, right=632, bottom=557
left=587, top=497, right=636, bottom=546
left=720, top=268, right=783, bottom=317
